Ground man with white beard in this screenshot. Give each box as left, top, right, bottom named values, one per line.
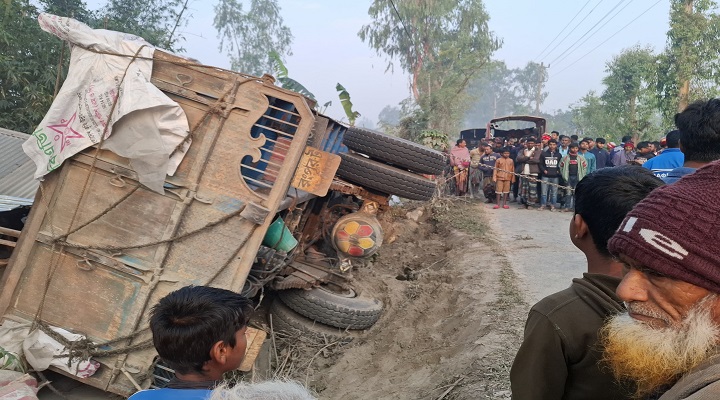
left=602, top=159, right=720, bottom=399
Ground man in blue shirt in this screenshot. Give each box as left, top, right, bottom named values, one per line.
left=129, top=286, right=254, bottom=400
left=664, top=99, right=720, bottom=184
left=642, top=130, right=684, bottom=179
left=579, top=139, right=596, bottom=173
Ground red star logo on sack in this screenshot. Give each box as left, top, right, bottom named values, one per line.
left=48, top=112, right=83, bottom=152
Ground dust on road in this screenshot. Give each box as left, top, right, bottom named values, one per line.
left=483, top=204, right=587, bottom=305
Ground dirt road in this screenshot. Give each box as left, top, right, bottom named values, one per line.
left=484, top=203, right=587, bottom=305
left=308, top=199, right=586, bottom=399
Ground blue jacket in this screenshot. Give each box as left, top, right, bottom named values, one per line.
left=642, top=148, right=684, bottom=179
left=662, top=166, right=696, bottom=184
left=579, top=151, right=596, bottom=173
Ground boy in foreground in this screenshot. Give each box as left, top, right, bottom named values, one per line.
left=510, top=166, right=663, bottom=399
left=129, top=285, right=254, bottom=399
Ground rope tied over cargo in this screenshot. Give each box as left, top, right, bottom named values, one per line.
left=32, top=320, right=154, bottom=365
left=24, top=40, right=269, bottom=380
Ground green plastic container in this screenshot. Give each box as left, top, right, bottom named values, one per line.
left=262, top=218, right=298, bottom=252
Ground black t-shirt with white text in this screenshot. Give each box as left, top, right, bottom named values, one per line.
left=568, top=155, right=579, bottom=176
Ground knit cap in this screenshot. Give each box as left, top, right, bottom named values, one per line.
left=624, top=142, right=635, bottom=149
left=608, top=160, right=720, bottom=293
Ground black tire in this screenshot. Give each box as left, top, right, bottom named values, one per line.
left=278, top=286, right=383, bottom=330
left=269, top=300, right=357, bottom=343
left=337, top=153, right=436, bottom=201
left=343, top=127, right=446, bottom=175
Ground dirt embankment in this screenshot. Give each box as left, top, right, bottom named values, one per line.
left=297, top=200, right=528, bottom=399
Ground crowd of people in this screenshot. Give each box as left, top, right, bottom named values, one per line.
left=448, top=125, right=689, bottom=212
left=511, top=98, right=720, bottom=400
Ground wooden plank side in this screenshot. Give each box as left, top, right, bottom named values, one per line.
left=239, top=327, right=266, bottom=372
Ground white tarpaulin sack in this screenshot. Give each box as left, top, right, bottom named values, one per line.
left=22, top=13, right=191, bottom=193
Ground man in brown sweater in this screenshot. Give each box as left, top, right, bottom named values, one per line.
left=510, top=166, right=663, bottom=399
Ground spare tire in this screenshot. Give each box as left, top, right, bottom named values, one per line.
left=337, top=153, right=436, bottom=201
left=343, top=127, right=446, bottom=175
left=269, top=300, right=357, bottom=343
left=278, top=286, right=383, bottom=330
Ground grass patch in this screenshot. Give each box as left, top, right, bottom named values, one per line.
left=431, top=198, right=489, bottom=238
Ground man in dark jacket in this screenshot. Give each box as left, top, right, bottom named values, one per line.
left=510, top=166, right=663, bottom=400
left=515, top=137, right=541, bottom=208
left=538, top=139, right=562, bottom=211
left=589, top=137, right=609, bottom=169
left=663, top=99, right=720, bottom=183
left=478, top=145, right=500, bottom=202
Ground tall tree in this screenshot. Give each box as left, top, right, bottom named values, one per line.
left=570, top=92, right=617, bottom=140
left=214, top=0, right=293, bottom=76
left=601, top=46, right=658, bottom=140
left=513, top=62, right=548, bottom=115
left=0, top=0, right=64, bottom=132
left=658, top=0, right=720, bottom=120
left=378, top=105, right=401, bottom=128
left=101, top=0, right=190, bottom=52
left=359, top=0, right=501, bottom=136
left=463, top=61, right=518, bottom=127
left=40, top=0, right=95, bottom=24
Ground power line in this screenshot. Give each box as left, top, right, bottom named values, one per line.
left=534, top=0, right=593, bottom=62
left=540, top=0, right=605, bottom=63
left=551, top=0, right=663, bottom=77
left=548, top=0, right=632, bottom=67
left=388, top=0, right=413, bottom=43
left=551, top=0, right=636, bottom=68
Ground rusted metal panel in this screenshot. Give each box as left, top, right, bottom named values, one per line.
left=0, top=50, right=315, bottom=396
left=291, top=147, right=341, bottom=197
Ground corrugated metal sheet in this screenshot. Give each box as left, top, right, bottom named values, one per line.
left=0, top=195, right=33, bottom=212
left=0, top=128, right=39, bottom=203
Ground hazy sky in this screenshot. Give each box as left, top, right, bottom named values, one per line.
left=83, top=0, right=671, bottom=127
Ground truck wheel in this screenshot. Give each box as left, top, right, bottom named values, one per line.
left=337, top=153, right=436, bottom=201
left=278, top=286, right=383, bottom=330
left=269, top=300, right=357, bottom=343
left=343, top=127, right=446, bottom=175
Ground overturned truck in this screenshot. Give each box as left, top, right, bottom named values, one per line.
left=0, top=14, right=444, bottom=396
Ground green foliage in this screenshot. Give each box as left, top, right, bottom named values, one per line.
left=360, top=0, right=501, bottom=136
left=418, top=129, right=449, bottom=151
left=100, top=0, right=190, bottom=52
left=601, top=45, right=659, bottom=139
left=397, top=105, right=429, bottom=143
left=214, top=0, right=293, bottom=76
left=657, top=0, right=720, bottom=122
left=512, top=61, right=548, bottom=114
left=570, top=92, right=618, bottom=140
left=336, top=83, right=360, bottom=126
left=0, top=0, right=60, bottom=133
left=269, top=50, right=316, bottom=100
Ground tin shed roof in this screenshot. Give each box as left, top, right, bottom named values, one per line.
left=0, top=128, right=39, bottom=207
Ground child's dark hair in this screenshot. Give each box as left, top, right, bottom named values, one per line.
left=574, top=166, right=663, bottom=256
left=500, top=147, right=511, bottom=153
left=548, top=139, right=558, bottom=144
left=569, top=142, right=579, bottom=149
left=150, top=285, right=254, bottom=374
